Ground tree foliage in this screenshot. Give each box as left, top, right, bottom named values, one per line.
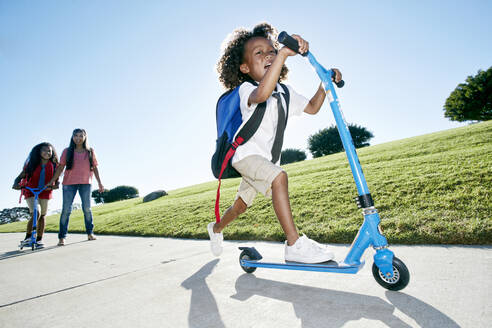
left=92, top=185, right=139, bottom=204
left=444, top=67, right=492, bottom=122
left=280, top=148, right=307, bottom=165
left=308, top=124, right=374, bottom=158
left=91, top=189, right=107, bottom=204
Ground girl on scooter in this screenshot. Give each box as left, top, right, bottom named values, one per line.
left=12, top=142, right=59, bottom=249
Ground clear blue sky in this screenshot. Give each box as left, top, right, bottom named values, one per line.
left=1, top=0, right=490, bottom=211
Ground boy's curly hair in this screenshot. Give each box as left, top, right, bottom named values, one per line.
left=217, top=22, right=289, bottom=90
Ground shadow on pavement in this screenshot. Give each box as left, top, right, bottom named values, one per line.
left=181, top=259, right=226, bottom=328
left=0, top=240, right=88, bottom=260
left=231, top=274, right=459, bottom=327
left=386, top=291, right=459, bottom=328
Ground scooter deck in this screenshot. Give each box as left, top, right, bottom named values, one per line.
left=239, top=247, right=365, bottom=274
left=241, top=258, right=365, bottom=274
left=19, top=239, right=40, bottom=250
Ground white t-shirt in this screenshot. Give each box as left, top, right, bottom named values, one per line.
left=232, top=82, right=309, bottom=165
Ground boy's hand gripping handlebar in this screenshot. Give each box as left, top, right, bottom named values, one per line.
left=278, top=31, right=345, bottom=88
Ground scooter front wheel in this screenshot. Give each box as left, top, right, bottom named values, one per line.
left=372, top=256, right=409, bottom=291
left=239, top=250, right=257, bottom=274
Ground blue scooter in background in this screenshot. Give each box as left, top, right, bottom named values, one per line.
left=19, top=185, right=49, bottom=251
left=238, top=32, right=410, bottom=291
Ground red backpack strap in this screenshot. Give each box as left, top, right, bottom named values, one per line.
left=16, top=167, right=27, bottom=203
left=215, top=137, right=244, bottom=223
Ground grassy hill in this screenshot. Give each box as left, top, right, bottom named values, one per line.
left=2, top=121, right=491, bottom=244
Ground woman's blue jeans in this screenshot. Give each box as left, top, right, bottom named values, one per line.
left=58, top=184, right=94, bottom=239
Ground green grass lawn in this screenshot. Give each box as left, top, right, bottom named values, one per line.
left=2, top=121, right=491, bottom=244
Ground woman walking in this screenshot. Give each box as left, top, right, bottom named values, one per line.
left=48, top=128, right=104, bottom=246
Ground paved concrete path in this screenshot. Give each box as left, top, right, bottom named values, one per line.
left=0, top=233, right=490, bottom=328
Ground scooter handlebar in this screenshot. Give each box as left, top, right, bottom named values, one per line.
left=20, top=185, right=52, bottom=194
left=278, top=31, right=307, bottom=57
left=278, top=31, right=345, bottom=88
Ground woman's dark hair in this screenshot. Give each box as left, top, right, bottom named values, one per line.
left=217, top=22, right=289, bottom=90
left=25, top=142, right=59, bottom=179
left=66, top=128, right=93, bottom=170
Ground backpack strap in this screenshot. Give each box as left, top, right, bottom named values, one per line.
left=214, top=136, right=243, bottom=222
left=234, top=102, right=267, bottom=145
left=234, top=81, right=268, bottom=145
left=270, top=83, right=291, bottom=164
left=279, top=83, right=290, bottom=127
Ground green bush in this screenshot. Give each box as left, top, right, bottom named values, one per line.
left=444, top=67, right=492, bottom=122
left=308, top=124, right=374, bottom=158
left=281, top=148, right=307, bottom=165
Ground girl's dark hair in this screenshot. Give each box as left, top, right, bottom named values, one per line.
left=217, top=22, right=289, bottom=90
left=25, top=142, right=59, bottom=179
left=66, top=128, right=93, bottom=170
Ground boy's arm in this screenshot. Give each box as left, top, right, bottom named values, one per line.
left=248, top=50, right=290, bottom=105
left=304, top=68, right=343, bottom=115
left=304, top=83, right=326, bottom=115
left=248, top=35, right=308, bottom=105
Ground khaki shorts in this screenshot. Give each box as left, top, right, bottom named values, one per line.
left=232, top=155, right=284, bottom=207
left=26, top=197, right=49, bottom=216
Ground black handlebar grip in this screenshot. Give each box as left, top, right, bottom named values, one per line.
left=279, top=31, right=345, bottom=88
left=331, top=71, right=345, bottom=88
left=278, top=31, right=307, bottom=56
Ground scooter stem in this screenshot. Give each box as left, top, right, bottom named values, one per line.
left=306, top=52, right=371, bottom=197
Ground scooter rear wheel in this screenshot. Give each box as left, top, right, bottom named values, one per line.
left=372, top=256, right=409, bottom=291
left=239, top=250, right=257, bottom=274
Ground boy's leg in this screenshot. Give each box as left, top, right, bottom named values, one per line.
left=271, top=171, right=299, bottom=246
left=270, top=171, right=335, bottom=262
left=220, top=155, right=333, bottom=263
left=234, top=156, right=299, bottom=245
left=214, top=196, right=247, bottom=233
left=207, top=178, right=254, bottom=256
left=271, top=171, right=334, bottom=263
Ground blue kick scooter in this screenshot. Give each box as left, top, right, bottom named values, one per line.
left=19, top=185, right=49, bottom=251
left=238, top=32, right=410, bottom=291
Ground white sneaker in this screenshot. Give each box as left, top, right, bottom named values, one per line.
left=35, top=240, right=45, bottom=249
left=207, top=222, right=223, bottom=256
left=285, top=235, right=335, bottom=263
left=19, top=238, right=30, bottom=247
